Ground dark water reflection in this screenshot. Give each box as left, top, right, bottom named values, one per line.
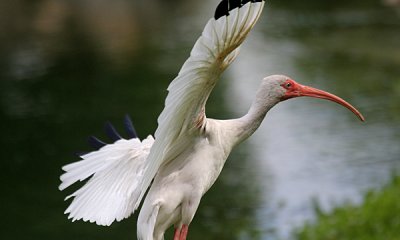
left=1, top=0, right=399, bottom=239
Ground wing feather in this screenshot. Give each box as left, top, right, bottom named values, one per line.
left=134, top=1, right=266, bottom=207
left=60, top=136, right=155, bottom=226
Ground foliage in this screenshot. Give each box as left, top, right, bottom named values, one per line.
left=294, top=175, right=400, bottom=240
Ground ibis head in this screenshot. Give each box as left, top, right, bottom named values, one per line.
left=260, top=75, right=365, bottom=122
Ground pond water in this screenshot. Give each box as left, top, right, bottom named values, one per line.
left=1, top=0, right=399, bottom=239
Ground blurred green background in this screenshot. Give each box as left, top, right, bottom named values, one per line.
left=1, top=0, right=399, bottom=239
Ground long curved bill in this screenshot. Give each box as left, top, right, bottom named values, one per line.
left=298, top=85, right=365, bottom=122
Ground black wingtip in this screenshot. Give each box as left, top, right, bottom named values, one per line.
left=124, top=114, right=138, bottom=139
left=214, top=0, right=263, bottom=20
left=104, top=122, right=123, bottom=142
left=215, top=0, right=229, bottom=20
left=88, top=136, right=106, bottom=150
left=81, top=115, right=139, bottom=154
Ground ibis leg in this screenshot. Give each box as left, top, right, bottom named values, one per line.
left=173, top=224, right=189, bottom=240
left=173, top=227, right=180, bottom=240
left=180, top=224, right=188, bottom=240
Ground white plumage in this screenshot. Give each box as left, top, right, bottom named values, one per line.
left=60, top=136, right=154, bottom=226
left=60, top=0, right=364, bottom=239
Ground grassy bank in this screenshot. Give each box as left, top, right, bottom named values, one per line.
left=294, top=175, right=400, bottom=240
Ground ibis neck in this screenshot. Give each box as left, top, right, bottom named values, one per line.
left=237, top=94, right=280, bottom=143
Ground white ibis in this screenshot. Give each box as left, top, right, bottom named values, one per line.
left=59, top=0, right=365, bottom=240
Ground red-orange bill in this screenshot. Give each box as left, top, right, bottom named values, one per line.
left=283, top=83, right=365, bottom=122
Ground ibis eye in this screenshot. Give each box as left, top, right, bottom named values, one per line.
left=285, top=82, right=292, bottom=88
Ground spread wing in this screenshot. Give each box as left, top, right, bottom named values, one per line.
left=135, top=0, right=266, bottom=207
left=59, top=117, right=154, bottom=226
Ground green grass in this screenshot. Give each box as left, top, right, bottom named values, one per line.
left=294, top=175, right=400, bottom=240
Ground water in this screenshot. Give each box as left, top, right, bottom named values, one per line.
left=1, top=0, right=399, bottom=239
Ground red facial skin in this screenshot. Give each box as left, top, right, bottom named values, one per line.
left=281, top=79, right=365, bottom=122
